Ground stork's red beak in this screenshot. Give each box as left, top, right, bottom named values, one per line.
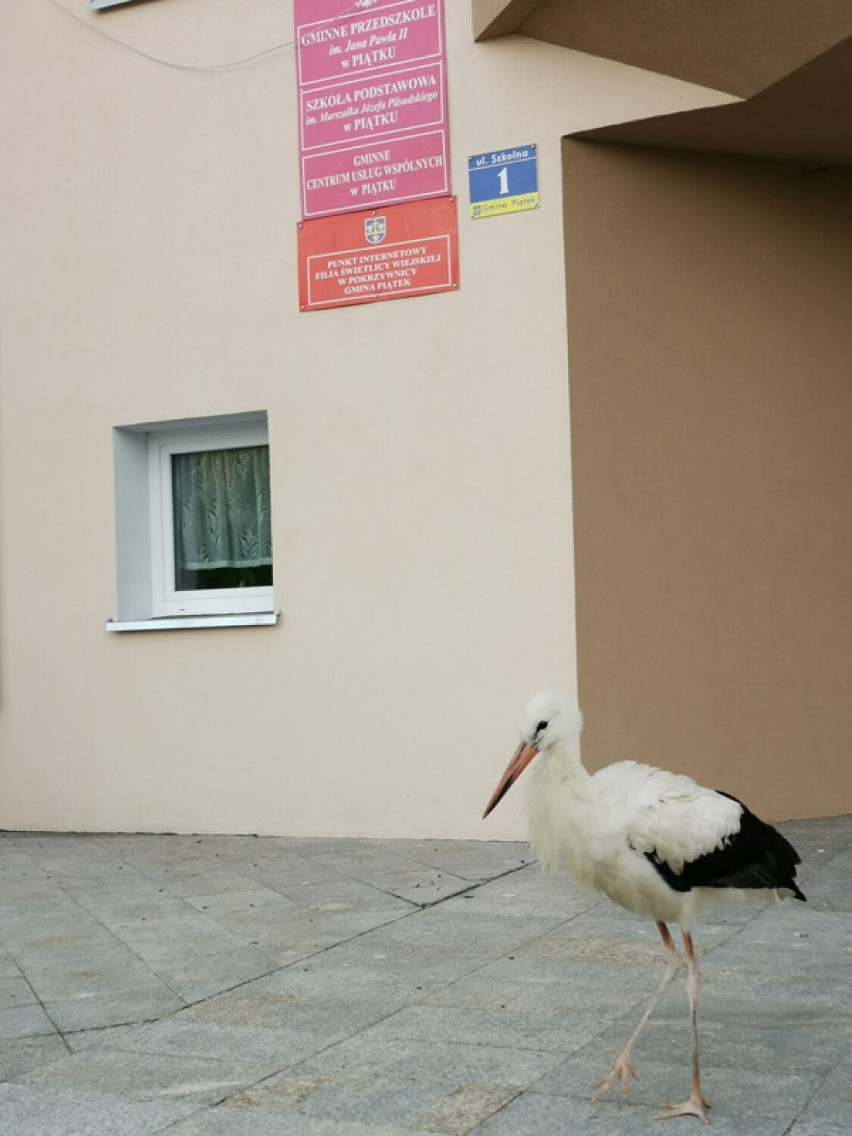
left=482, top=741, right=538, bottom=818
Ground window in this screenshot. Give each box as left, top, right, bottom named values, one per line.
left=109, top=412, right=276, bottom=631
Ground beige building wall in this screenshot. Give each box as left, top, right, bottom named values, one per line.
left=564, top=141, right=852, bottom=820
left=0, top=2, right=726, bottom=838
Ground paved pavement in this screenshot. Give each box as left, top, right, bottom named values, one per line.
left=0, top=817, right=850, bottom=1135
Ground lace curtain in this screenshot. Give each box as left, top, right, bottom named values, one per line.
left=172, top=446, right=272, bottom=575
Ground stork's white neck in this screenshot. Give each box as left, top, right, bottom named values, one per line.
left=526, top=739, right=592, bottom=871
left=541, top=737, right=590, bottom=787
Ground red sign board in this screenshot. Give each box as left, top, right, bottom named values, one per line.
left=298, top=197, right=459, bottom=311
left=295, top=1, right=449, bottom=219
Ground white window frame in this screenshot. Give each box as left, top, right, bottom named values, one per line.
left=149, top=423, right=273, bottom=617
left=109, top=411, right=276, bottom=631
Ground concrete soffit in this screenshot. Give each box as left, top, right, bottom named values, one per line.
left=472, top=1, right=852, bottom=167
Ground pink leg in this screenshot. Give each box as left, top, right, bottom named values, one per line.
left=593, top=921, right=681, bottom=1101
left=655, top=931, right=709, bottom=1123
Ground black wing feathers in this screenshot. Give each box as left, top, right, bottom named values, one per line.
left=646, top=792, right=806, bottom=900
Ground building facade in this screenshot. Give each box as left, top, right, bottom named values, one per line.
left=1, top=0, right=850, bottom=838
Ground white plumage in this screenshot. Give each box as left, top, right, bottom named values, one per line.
left=483, top=691, right=805, bottom=1123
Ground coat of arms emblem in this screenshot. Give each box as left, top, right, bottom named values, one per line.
left=365, top=216, right=387, bottom=244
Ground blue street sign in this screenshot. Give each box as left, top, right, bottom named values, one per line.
left=467, top=144, right=539, bottom=219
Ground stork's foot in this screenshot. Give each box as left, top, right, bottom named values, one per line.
left=654, top=1094, right=709, bottom=1124
left=592, top=1055, right=638, bottom=1100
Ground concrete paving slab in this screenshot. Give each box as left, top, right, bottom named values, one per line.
left=358, top=1002, right=608, bottom=1054
left=536, top=1046, right=824, bottom=1121
left=166, top=1108, right=443, bottom=1136
left=181, top=884, right=299, bottom=919
left=276, top=875, right=420, bottom=926
left=471, top=1086, right=795, bottom=1136
left=342, top=866, right=474, bottom=907
left=12, top=937, right=176, bottom=1004
left=432, top=948, right=661, bottom=1018
left=787, top=1121, right=851, bottom=1136
left=178, top=985, right=400, bottom=1038
left=216, top=1069, right=519, bottom=1134
left=244, top=955, right=437, bottom=1012
left=44, top=984, right=185, bottom=1034
left=0, top=820, right=849, bottom=1135
left=0, top=1083, right=199, bottom=1136
left=0, top=1035, right=68, bottom=1081
left=19, top=1048, right=274, bottom=1106
left=106, top=913, right=277, bottom=1001
left=111, top=1017, right=335, bottom=1067
left=298, top=1031, right=568, bottom=1090
left=791, top=1053, right=852, bottom=1126
left=0, top=972, right=38, bottom=1011
left=450, top=869, right=599, bottom=919
left=0, top=1003, right=57, bottom=1041
left=178, top=887, right=391, bottom=961
left=467, top=1090, right=667, bottom=1136
left=65, top=1023, right=147, bottom=1053
left=588, top=1000, right=847, bottom=1076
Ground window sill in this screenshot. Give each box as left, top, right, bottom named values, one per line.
left=106, top=612, right=279, bottom=632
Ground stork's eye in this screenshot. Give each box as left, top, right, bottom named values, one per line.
left=536, top=720, right=548, bottom=734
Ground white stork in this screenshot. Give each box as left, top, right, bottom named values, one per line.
left=482, top=691, right=806, bottom=1123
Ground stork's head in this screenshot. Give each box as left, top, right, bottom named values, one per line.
left=482, top=691, right=583, bottom=818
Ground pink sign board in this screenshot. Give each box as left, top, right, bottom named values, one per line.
left=295, top=1, right=448, bottom=219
